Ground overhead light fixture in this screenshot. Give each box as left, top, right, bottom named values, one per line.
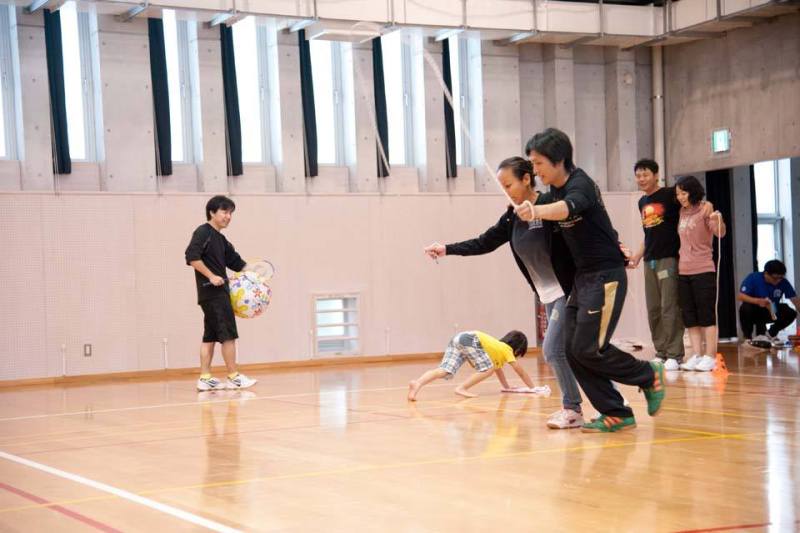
left=289, top=19, right=316, bottom=32
left=508, top=31, right=537, bottom=43
left=208, top=10, right=246, bottom=27
left=116, top=1, right=148, bottom=22
left=434, top=28, right=464, bottom=41
left=26, top=0, right=65, bottom=13
left=304, top=21, right=381, bottom=43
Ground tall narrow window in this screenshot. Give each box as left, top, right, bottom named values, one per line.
left=310, top=40, right=335, bottom=165
left=309, top=39, right=352, bottom=166
left=163, top=9, right=201, bottom=163
left=0, top=62, right=5, bottom=158
left=448, top=35, right=466, bottom=166
left=447, top=35, right=483, bottom=168
left=0, top=4, right=17, bottom=159
left=381, top=30, right=415, bottom=166
left=60, top=1, right=102, bottom=161
left=232, top=16, right=274, bottom=164
left=754, top=160, right=783, bottom=270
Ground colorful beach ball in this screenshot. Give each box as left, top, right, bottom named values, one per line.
left=229, top=271, right=272, bottom=319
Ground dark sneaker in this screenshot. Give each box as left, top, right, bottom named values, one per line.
left=643, top=361, right=666, bottom=416
left=581, top=414, right=637, bottom=433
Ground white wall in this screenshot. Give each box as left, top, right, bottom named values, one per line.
left=0, top=191, right=648, bottom=380
left=0, top=6, right=666, bottom=380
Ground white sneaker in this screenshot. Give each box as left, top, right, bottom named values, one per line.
left=771, top=338, right=791, bottom=348
left=546, top=409, right=584, bottom=429
left=680, top=355, right=701, bottom=371
left=652, top=356, right=666, bottom=363
left=694, top=354, right=716, bottom=372
left=753, top=334, right=771, bottom=343
left=663, top=358, right=680, bottom=371
left=197, top=376, right=226, bottom=391
left=226, top=373, right=257, bottom=389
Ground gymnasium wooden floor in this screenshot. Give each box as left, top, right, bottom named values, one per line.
left=0, top=344, right=798, bottom=532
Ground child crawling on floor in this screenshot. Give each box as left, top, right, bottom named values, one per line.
left=408, top=330, right=539, bottom=401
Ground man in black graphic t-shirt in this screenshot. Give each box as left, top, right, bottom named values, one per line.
left=521, top=128, right=665, bottom=433
left=627, top=159, right=685, bottom=369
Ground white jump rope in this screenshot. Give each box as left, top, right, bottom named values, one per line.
left=713, top=210, right=723, bottom=351
left=354, top=26, right=728, bottom=364
left=346, top=24, right=533, bottom=270
left=348, top=23, right=522, bottom=208
left=350, top=25, right=544, bottom=392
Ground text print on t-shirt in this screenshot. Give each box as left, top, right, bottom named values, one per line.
left=677, top=215, right=697, bottom=233
left=528, top=219, right=543, bottom=229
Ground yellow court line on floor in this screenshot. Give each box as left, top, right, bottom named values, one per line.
left=662, top=406, right=798, bottom=423
left=0, top=386, right=564, bottom=446
left=0, top=430, right=755, bottom=515
left=0, top=385, right=434, bottom=423
left=1, top=378, right=787, bottom=455
left=137, top=433, right=739, bottom=489
left=2, top=387, right=773, bottom=451
left=0, top=377, right=564, bottom=423
left=1, top=405, right=561, bottom=453
left=2, top=396, right=538, bottom=450
left=656, top=426, right=739, bottom=438
left=732, top=372, right=800, bottom=381
left=0, top=385, right=757, bottom=445
left=0, top=367, right=793, bottom=425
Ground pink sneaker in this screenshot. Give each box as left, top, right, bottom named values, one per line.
left=546, top=409, right=585, bottom=429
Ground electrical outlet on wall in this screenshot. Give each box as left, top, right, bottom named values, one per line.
left=83, top=344, right=92, bottom=357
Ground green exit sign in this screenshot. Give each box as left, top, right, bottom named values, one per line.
left=711, top=129, right=730, bottom=153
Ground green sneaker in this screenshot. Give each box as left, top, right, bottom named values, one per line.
left=643, top=361, right=666, bottom=416
left=581, top=414, right=637, bottom=433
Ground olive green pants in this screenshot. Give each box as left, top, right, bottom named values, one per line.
left=643, top=257, right=685, bottom=360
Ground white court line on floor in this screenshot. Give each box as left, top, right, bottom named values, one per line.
left=0, top=450, right=241, bottom=532
left=0, top=376, right=552, bottom=423
left=0, top=382, right=469, bottom=422
left=2, top=369, right=793, bottom=424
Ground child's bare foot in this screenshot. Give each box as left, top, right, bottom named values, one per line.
left=408, top=380, right=421, bottom=401
left=454, top=387, right=477, bottom=398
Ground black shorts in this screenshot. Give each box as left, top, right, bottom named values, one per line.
left=678, top=272, right=717, bottom=328
left=200, top=296, right=238, bottom=343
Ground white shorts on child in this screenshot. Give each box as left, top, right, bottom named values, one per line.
left=439, top=332, right=493, bottom=378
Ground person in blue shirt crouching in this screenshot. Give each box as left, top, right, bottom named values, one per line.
left=738, top=260, right=799, bottom=348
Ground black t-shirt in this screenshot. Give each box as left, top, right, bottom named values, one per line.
left=638, top=186, right=680, bottom=261
left=185, top=223, right=246, bottom=303
left=548, top=168, right=625, bottom=273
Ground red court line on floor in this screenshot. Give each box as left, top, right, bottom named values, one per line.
left=0, top=481, right=121, bottom=532
left=673, top=520, right=799, bottom=532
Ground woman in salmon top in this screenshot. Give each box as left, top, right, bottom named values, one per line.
left=675, top=176, right=726, bottom=372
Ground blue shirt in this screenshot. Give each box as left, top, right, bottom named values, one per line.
left=740, top=272, right=796, bottom=304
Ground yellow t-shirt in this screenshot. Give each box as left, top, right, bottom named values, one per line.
left=475, top=331, right=516, bottom=368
